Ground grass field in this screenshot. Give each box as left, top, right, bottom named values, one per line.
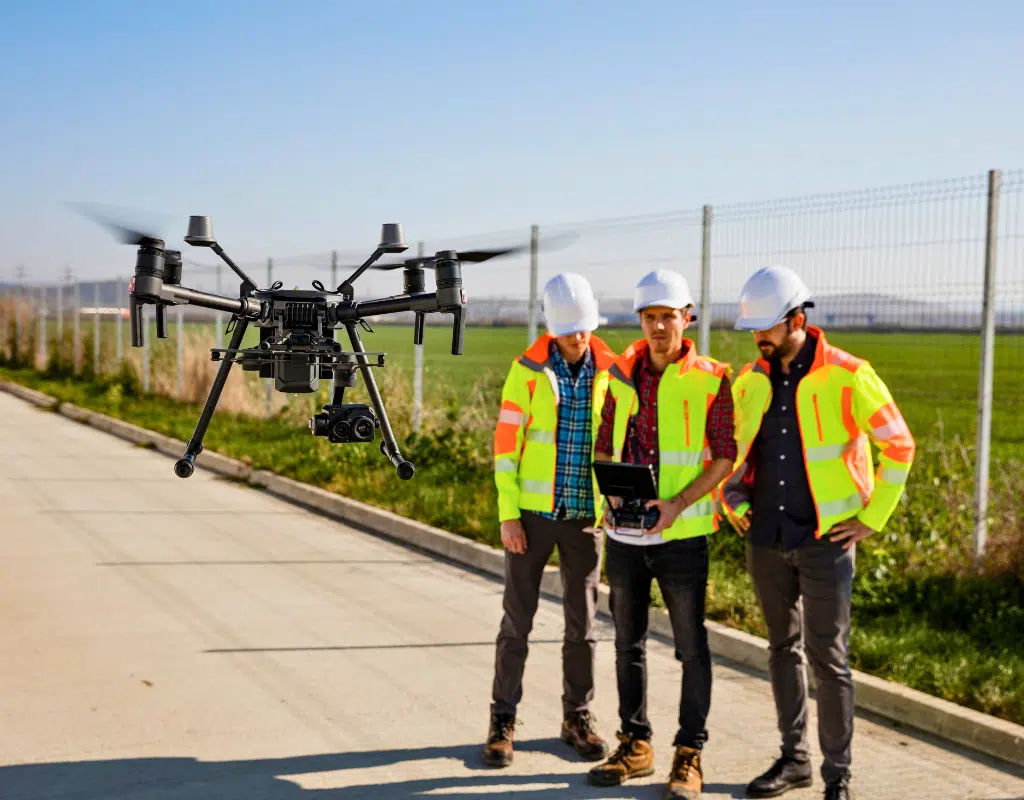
left=38, top=318, right=1021, bottom=459
left=357, top=323, right=1024, bottom=459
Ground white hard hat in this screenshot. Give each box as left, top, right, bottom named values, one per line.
left=734, top=265, right=812, bottom=331
left=633, top=269, right=695, bottom=312
left=542, top=272, right=600, bottom=336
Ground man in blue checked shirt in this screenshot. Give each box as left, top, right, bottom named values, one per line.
left=484, top=273, right=618, bottom=768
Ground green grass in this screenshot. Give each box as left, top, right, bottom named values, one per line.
left=34, top=318, right=1024, bottom=459
left=2, top=322, right=1022, bottom=726
left=355, top=324, right=1024, bottom=459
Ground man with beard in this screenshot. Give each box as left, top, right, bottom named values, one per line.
left=586, top=269, right=736, bottom=800
left=722, top=266, right=916, bottom=800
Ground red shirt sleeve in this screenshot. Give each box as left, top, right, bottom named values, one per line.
left=706, top=374, right=737, bottom=462
left=595, top=392, right=616, bottom=456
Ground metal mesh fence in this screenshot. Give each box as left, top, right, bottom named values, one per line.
left=1, top=170, right=1021, bottom=470
left=3, top=170, right=1021, bottom=388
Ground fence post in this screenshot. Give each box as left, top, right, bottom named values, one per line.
left=331, top=250, right=338, bottom=290
left=215, top=264, right=224, bottom=350
left=56, top=283, right=63, bottom=366
left=699, top=204, right=713, bottom=356
left=93, top=282, right=100, bottom=375
left=973, top=169, right=1000, bottom=568
left=265, top=258, right=273, bottom=417
left=15, top=267, right=24, bottom=362
left=0, top=285, right=6, bottom=360
left=527, top=224, right=539, bottom=345
left=176, top=304, right=184, bottom=399
left=38, top=286, right=46, bottom=369
left=73, top=281, right=81, bottom=374
left=413, top=241, right=424, bottom=433
left=116, top=278, right=124, bottom=364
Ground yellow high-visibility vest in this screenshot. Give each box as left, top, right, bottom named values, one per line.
left=493, top=334, right=617, bottom=523
left=722, top=326, right=916, bottom=536
left=607, top=339, right=730, bottom=540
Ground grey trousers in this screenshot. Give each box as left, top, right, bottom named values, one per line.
left=491, top=511, right=604, bottom=717
left=746, top=536, right=856, bottom=784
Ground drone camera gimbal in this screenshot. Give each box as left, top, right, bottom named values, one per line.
left=125, top=215, right=471, bottom=482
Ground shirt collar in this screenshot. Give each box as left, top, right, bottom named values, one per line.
left=772, top=332, right=817, bottom=374
left=639, top=340, right=691, bottom=376
left=548, top=339, right=593, bottom=373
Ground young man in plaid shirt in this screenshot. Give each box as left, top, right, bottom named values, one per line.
left=587, top=269, right=736, bottom=800
left=485, top=273, right=618, bottom=768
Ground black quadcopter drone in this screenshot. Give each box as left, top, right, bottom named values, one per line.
left=80, top=207, right=552, bottom=481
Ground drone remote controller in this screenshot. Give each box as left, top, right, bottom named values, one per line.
left=592, top=462, right=662, bottom=534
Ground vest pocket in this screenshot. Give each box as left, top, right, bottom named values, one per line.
left=812, top=394, right=824, bottom=443
left=684, top=399, right=691, bottom=447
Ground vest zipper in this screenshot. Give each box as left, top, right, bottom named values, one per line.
left=684, top=398, right=691, bottom=448
left=812, top=393, right=823, bottom=443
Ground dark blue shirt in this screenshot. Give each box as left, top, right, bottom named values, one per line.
left=748, top=333, right=819, bottom=550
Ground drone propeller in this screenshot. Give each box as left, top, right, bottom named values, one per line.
left=68, top=201, right=173, bottom=245
left=364, top=232, right=579, bottom=271
left=367, top=245, right=524, bottom=271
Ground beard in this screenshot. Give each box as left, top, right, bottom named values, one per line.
left=758, top=333, right=799, bottom=361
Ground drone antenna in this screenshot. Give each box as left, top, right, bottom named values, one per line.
left=184, top=216, right=258, bottom=293
left=337, top=223, right=408, bottom=298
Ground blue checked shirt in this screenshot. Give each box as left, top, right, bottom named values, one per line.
left=538, top=341, right=596, bottom=521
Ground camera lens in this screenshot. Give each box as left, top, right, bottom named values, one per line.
left=353, top=417, right=374, bottom=441
left=332, top=420, right=350, bottom=442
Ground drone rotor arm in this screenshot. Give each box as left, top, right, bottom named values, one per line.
left=161, top=284, right=261, bottom=317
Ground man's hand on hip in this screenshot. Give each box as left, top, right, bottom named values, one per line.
left=500, top=519, right=528, bottom=554
left=828, top=518, right=876, bottom=550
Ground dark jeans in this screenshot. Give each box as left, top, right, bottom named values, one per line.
left=604, top=535, right=712, bottom=749
left=491, top=511, right=603, bottom=717
left=745, top=535, right=856, bottom=784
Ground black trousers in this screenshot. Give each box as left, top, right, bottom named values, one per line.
left=746, top=536, right=856, bottom=784
left=491, top=511, right=604, bottom=716
left=604, top=535, right=712, bottom=749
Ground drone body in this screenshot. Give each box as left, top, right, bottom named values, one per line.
left=116, top=215, right=483, bottom=482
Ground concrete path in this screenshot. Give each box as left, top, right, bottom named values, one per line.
left=1, top=390, right=1022, bottom=800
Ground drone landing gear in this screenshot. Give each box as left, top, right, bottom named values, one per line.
left=343, top=321, right=415, bottom=481
left=174, top=316, right=415, bottom=482
left=175, top=316, right=250, bottom=478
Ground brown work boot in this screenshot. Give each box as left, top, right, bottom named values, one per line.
left=560, top=710, right=609, bottom=761
left=587, top=731, right=655, bottom=786
left=665, top=745, right=703, bottom=799
left=481, top=712, right=517, bottom=767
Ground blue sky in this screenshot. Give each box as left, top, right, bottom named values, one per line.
left=2, top=0, right=1022, bottom=295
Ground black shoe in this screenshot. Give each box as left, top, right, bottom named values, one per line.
left=823, top=776, right=851, bottom=800
left=746, top=756, right=813, bottom=798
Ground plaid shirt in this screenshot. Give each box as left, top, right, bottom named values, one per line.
left=595, top=343, right=737, bottom=466
left=538, top=341, right=596, bottom=520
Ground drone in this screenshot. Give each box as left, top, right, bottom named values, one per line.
left=79, top=206, right=554, bottom=481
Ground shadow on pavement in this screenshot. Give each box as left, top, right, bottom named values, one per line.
left=0, top=740, right=753, bottom=799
